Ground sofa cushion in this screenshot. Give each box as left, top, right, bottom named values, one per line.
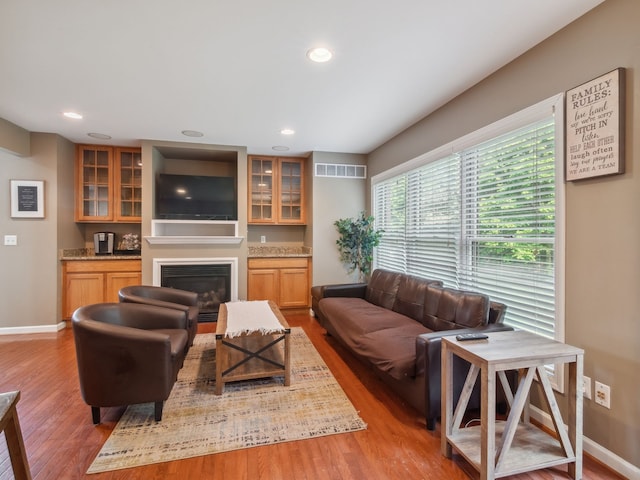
left=359, top=323, right=431, bottom=380
left=319, top=297, right=417, bottom=338
left=365, top=269, right=401, bottom=309
left=392, top=274, right=442, bottom=322
left=423, top=285, right=490, bottom=331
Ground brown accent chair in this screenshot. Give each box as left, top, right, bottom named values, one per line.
left=72, top=302, right=188, bottom=424
left=118, top=285, right=199, bottom=348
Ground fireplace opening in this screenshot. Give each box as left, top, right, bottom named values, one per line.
left=160, top=264, right=231, bottom=322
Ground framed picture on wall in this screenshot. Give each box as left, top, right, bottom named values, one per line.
left=565, top=67, right=626, bottom=181
left=10, top=180, right=45, bottom=218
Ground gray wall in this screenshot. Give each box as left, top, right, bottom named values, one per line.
left=310, top=151, right=367, bottom=286
left=0, top=131, right=81, bottom=330
left=368, top=0, right=640, bottom=470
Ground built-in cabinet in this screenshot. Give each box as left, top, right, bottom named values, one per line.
left=247, top=257, right=310, bottom=310
left=248, top=156, right=306, bottom=224
left=62, top=259, right=142, bottom=319
left=75, top=145, right=142, bottom=223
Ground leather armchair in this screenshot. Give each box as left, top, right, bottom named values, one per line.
left=118, top=285, right=199, bottom=348
left=72, top=302, right=188, bottom=424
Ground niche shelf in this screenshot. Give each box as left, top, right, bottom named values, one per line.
left=145, top=220, right=244, bottom=245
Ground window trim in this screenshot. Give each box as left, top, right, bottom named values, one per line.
left=371, top=93, right=566, bottom=390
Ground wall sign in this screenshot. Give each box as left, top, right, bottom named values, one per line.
left=565, top=68, right=625, bottom=181
left=10, top=180, right=45, bottom=218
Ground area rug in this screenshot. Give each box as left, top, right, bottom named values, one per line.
left=87, top=327, right=367, bottom=474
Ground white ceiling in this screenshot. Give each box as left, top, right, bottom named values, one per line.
left=0, top=0, right=604, bottom=156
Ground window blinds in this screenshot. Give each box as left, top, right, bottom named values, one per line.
left=374, top=117, right=557, bottom=339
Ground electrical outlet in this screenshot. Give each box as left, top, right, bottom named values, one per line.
left=260, top=235, right=266, bottom=243
left=595, top=381, right=611, bottom=409
left=582, top=375, right=592, bottom=400
left=4, top=235, right=17, bottom=246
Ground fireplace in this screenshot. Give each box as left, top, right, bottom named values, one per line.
left=153, top=257, right=238, bottom=322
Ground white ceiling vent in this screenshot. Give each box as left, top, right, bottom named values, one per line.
left=315, top=163, right=367, bottom=179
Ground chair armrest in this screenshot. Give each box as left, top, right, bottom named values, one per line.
left=121, top=294, right=192, bottom=315
left=77, top=302, right=188, bottom=331
left=119, top=286, right=198, bottom=307
left=119, top=304, right=188, bottom=331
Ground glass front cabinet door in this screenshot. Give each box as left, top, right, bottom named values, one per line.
left=76, top=145, right=113, bottom=222
left=249, top=156, right=275, bottom=223
left=248, top=156, right=305, bottom=224
left=115, top=148, right=142, bottom=222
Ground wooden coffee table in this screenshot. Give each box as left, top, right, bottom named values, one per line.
left=215, top=300, right=291, bottom=395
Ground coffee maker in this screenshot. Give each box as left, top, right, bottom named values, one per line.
left=94, top=232, right=115, bottom=255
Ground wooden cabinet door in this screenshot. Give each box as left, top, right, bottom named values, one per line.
left=105, top=271, right=142, bottom=303
left=277, top=158, right=305, bottom=224
left=248, top=156, right=276, bottom=223
left=114, top=148, right=142, bottom=222
left=75, top=145, right=113, bottom=222
left=247, top=268, right=279, bottom=302
left=64, top=273, right=104, bottom=318
left=279, top=268, right=309, bottom=308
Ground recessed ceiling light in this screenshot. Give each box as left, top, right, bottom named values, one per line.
left=181, top=130, right=204, bottom=137
left=281, top=128, right=295, bottom=135
left=307, top=47, right=333, bottom=63
left=63, top=111, right=83, bottom=119
left=87, top=132, right=112, bottom=140
left=272, top=145, right=290, bottom=152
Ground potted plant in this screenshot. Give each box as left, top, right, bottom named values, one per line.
left=334, top=211, right=384, bottom=281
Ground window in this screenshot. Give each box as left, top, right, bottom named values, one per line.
left=373, top=94, right=565, bottom=384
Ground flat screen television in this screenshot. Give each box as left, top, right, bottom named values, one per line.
left=155, top=173, right=237, bottom=220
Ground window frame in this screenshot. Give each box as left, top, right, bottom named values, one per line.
left=371, top=94, right=566, bottom=389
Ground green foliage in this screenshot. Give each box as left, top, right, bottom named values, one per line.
left=334, top=212, right=384, bottom=280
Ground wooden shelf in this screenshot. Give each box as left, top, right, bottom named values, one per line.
left=145, top=219, right=244, bottom=245
left=447, top=421, right=574, bottom=478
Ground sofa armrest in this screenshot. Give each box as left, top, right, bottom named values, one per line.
left=416, top=324, right=514, bottom=430
left=321, top=283, right=368, bottom=299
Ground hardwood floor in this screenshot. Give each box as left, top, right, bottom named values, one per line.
left=0, top=313, right=622, bottom=480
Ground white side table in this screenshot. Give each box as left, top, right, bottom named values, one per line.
left=441, top=330, right=583, bottom=480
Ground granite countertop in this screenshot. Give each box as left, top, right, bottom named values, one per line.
left=248, top=245, right=312, bottom=258
left=61, top=245, right=311, bottom=260
left=60, top=248, right=142, bottom=261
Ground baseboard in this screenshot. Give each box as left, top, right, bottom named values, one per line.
left=530, top=405, right=640, bottom=479
left=0, top=322, right=66, bottom=335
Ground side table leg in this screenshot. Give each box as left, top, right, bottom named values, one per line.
left=4, top=406, right=32, bottom=480
left=441, top=343, right=453, bottom=458
left=480, top=365, right=496, bottom=480
left=568, top=356, right=584, bottom=479
left=215, top=335, right=223, bottom=395
left=284, top=331, right=291, bottom=386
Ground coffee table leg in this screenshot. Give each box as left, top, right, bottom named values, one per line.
left=284, top=331, right=291, bottom=386
left=215, top=335, right=223, bottom=395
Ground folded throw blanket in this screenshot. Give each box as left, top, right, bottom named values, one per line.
left=224, top=300, right=285, bottom=338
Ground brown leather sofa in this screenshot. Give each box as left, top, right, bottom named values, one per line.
left=312, top=269, right=513, bottom=430
left=118, top=285, right=199, bottom=349
left=72, top=302, right=188, bottom=424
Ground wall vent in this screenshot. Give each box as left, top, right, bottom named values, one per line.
left=315, top=163, right=366, bottom=179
